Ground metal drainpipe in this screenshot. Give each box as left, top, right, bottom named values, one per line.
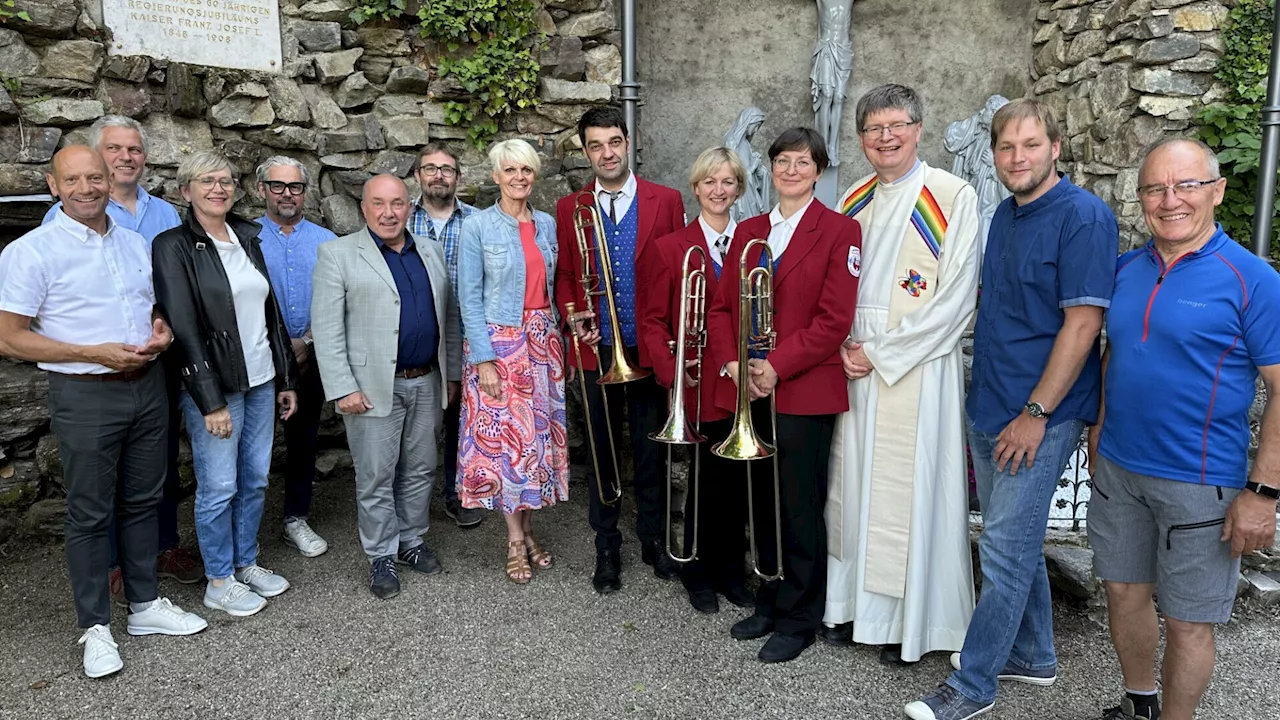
left=620, top=0, right=639, bottom=171
left=1249, top=4, right=1280, bottom=259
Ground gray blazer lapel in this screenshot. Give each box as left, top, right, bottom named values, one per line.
left=356, top=229, right=399, bottom=294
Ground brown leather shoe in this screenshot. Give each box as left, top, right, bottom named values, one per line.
left=156, top=547, right=204, bottom=584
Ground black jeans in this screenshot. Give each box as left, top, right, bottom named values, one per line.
left=442, top=398, right=460, bottom=504
left=679, top=417, right=749, bottom=595
left=579, top=346, right=667, bottom=553
left=50, top=363, right=167, bottom=627
left=746, top=402, right=836, bottom=638
left=282, top=358, right=325, bottom=520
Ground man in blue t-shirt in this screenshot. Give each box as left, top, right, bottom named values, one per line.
left=1085, top=138, right=1280, bottom=720
left=907, top=99, right=1119, bottom=720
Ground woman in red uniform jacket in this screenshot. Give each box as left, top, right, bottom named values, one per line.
left=704, top=127, right=862, bottom=664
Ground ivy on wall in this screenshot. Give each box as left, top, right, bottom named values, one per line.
left=353, top=0, right=543, bottom=149
left=1194, top=0, right=1278, bottom=253
left=0, top=0, right=31, bottom=23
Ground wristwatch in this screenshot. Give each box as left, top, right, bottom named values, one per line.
left=1243, top=480, right=1280, bottom=501
left=1025, top=401, right=1051, bottom=419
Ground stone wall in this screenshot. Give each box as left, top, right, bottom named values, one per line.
left=0, top=0, right=620, bottom=544
left=1031, top=0, right=1232, bottom=250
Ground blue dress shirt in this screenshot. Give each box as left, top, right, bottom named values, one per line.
left=372, top=230, right=439, bottom=372
left=43, top=185, right=181, bottom=245
left=256, top=216, right=337, bottom=338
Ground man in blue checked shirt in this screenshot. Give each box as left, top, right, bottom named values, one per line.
left=407, top=142, right=484, bottom=529
left=254, top=156, right=337, bottom=558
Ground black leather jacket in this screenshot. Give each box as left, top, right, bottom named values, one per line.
left=153, top=211, right=299, bottom=415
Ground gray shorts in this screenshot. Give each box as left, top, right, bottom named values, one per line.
left=1087, top=455, right=1241, bottom=624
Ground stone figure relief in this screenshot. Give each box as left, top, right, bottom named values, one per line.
left=944, top=94, right=1012, bottom=249
left=722, top=106, right=770, bottom=222
left=811, top=0, right=854, bottom=168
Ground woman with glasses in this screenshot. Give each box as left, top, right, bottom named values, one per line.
left=152, top=151, right=300, bottom=617
left=456, top=139, right=568, bottom=584
left=704, top=127, right=862, bottom=664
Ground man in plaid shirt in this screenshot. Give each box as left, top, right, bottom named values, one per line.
left=407, top=142, right=483, bottom=529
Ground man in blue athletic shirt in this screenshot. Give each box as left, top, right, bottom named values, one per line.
left=1085, top=138, right=1280, bottom=720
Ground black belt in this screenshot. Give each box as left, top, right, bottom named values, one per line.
left=395, top=361, right=437, bottom=379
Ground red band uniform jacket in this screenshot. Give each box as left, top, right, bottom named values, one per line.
left=705, top=203, right=862, bottom=417
left=553, top=177, right=686, bottom=371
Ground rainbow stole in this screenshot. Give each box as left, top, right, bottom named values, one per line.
left=841, top=177, right=946, bottom=259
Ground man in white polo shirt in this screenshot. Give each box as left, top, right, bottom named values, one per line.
left=0, top=146, right=207, bottom=679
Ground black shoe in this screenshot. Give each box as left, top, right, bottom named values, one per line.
left=369, top=556, right=401, bottom=600
left=819, top=622, right=853, bottom=647
left=721, top=584, right=755, bottom=609
left=687, top=588, right=719, bottom=614
left=730, top=613, right=774, bottom=640
left=878, top=643, right=916, bottom=666
left=758, top=632, right=815, bottom=663
left=444, top=498, right=484, bottom=528
left=1095, top=697, right=1160, bottom=720
left=592, top=550, right=621, bottom=594
left=397, top=544, right=442, bottom=575
left=641, top=540, right=681, bottom=581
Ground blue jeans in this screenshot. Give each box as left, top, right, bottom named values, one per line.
left=180, top=382, right=276, bottom=580
left=949, top=414, right=1085, bottom=704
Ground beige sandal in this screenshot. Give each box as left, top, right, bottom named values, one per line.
left=524, top=536, right=553, bottom=570
left=505, top=540, right=532, bottom=584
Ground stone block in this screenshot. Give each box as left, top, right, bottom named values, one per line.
left=291, top=20, right=343, bottom=52
left=541, top=36, right=586, bottom=81
left=1134, top=14, right=1175, bottom=39
left=165, top=64, right=206, bottom=119
left=374, top=94, right=423, bottom=118
left=540, top=78, right=611, bottom=105
left=210, top=97, right=276, bottom=129
left=1115, top=168, right=1140, bottom=203
left=1065, top=30, right=1108, bottom=65
left=0, top=29, right=40, bottom=77
left=1173, top=1, right=1229, bottom=31
left=319, top=116, right=383, bottom=155
left=328, top=169, right=371, bottom=198
left=1057, top=7, right=1089, bottom=35
left=1044, top=545, right=1096, bottom=600
left=245, top=125, right=318, bottom=151
left=1135, top=33, right=1201, bottom=64
left=334, top=72, right=382, bottom=109
left=220, top=138, right=264, bottom=175
left=9, top=0, right=78, bottom=38
left=1034, top=21, right=1059, bottom=45
left=546, top=0, right=601, bottom=10
left=1102, top=41, right=1138, bottom=62
left=366, top=150, right=416, bottom=177
left=1169, top=51, right=1219, bottom=73
left=423, top=101, right=447, bottom=125
left=1066, top=98, right=1095, bottom=137
left=320, top=151, right=370, bottom=169
left=20, top=99, right=104, bottom=127
left=1108, top=20, right=1138, bottom=42
left=297, top=0, right=355, bottom=22
left=517, top=112, right=566, bottom=135
left=534, top=6, right=557, bottom=35
left=385, top=66, right=431, bottom=94
left=358, top=55, right=394, bottom=85
left=558, top=10, right=614, bottom=38
left=1035, top=31, right=1068, bottom=74
left=1138, top=95, right=1196, bottom=117
left=39, top=40, right=104, bottom=83
left=313, top=48, right=365, bottom=84
left=302, top=84, right=348, bottom=130
left=1129, top=68, right=1213, bottom=96
left=381, top=116, right=430, bottom=149
left=0, top=163, right=47, bottom=194
left=1244, top=570, right=1280, bottom=605
left=430, top=74, right=468, bottom=100
left=102, top=55, right=151, bottom=83
left=141, top=115, right=215, bottom=167
left=585, top=44, right=621, bottom=86
left=0, top=460, right=38, bottom=510
left=1091, top=63, right=1135, bottom=117
left=322, top=193, right=363, bottom=235
left=0, top=125, right=61, bottom=164
left=269, top=77, right=311, bottom=125
left=0, top=360, right=48, bottom=443
left=98, top=80, right=151, bottom=119
left=1062, top=57, right=1104, bottom=84
left=0, top=88, right=16, bottom=122
left=356, top=27, right=409, bottom=56
left=1125, top=0, right=1155, bottom=21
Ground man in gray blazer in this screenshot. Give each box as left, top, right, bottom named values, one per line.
left=311, top=174, right=462, bottom=600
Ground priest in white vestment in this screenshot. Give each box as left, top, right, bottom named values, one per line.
left=823, top=84, right=981, bottom=664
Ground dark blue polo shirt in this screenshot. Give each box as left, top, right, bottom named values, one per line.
left=967, top=175, right=1118, bottom=433
left=1100, top=226, right=1280, bottom=488
left=372, top=230, right=439, bottom=372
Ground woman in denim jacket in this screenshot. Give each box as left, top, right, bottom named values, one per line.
left=456, top=139, right=568, bottom=584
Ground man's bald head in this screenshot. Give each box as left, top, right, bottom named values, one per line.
left=1137, top=136, right=1225, bottom=249
left=1138, top=137, right=1219, bottom=186
left=361, top=174, right=411, bottom=243
left=46, top=145, right=111, bottom=231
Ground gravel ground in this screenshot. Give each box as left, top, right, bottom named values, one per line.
left=1, top=469, right=1277, bottom=720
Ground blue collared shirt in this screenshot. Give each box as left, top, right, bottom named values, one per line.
left=966, top=175, right=1118, bottom=433
left=255, top=216, right=337, bottom=338
left=407, top=197, right=476, bottom=292
left=43, top=185, right=181, bottom=245
left=372, top=230, right=439, bottom=372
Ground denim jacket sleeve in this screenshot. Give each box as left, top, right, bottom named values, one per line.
left=457, top=217, right=495, bottom=364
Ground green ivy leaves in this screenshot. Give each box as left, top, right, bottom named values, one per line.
left=0, top=0, right=33, bottom=23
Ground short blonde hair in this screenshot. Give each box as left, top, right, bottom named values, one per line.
left=688, top=146, right=746, bottom=196
left=990, top=98, right=1062, bottom=149
left=177, top=151, right=234, bottom=187
left=488, top=139, right=541, bottom=177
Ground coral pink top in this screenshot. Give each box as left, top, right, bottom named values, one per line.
left=520, top=221, right=549, bottom=310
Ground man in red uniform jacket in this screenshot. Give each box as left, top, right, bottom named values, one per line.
left=554, top=107, right=686, bottom=594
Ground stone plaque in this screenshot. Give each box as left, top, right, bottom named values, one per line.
left=103, top=0, right=283, bottom=73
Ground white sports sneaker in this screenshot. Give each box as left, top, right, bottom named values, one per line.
left=203, top=579, right=266, bottom=617
left=235, top=564, right=290, bottom=598
left=127, top=598, right=209, bottom=637
left=78, top=624, right=123, bottom=679
left=283, top=519, right=328, bottom=558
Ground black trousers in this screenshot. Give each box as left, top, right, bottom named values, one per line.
left=281, top=358, right=325, bottom=520
left=442, top=397, right=460, bottom=504
left=579, top=345, right=667, bottom=553
left=746, top=401, right=836, bottom=638
left=680, top=417, right=749, bottom=594
left=49, top=362, right=167, bottom=627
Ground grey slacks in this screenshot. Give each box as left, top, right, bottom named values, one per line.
left=343, top=374, right=441, bottom=560
left=48, top=362, right=167, bottom=627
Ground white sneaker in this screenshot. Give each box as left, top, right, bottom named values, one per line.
left=203, top=579, right=267, bottom=617
left=283, top=518, right=328, bottom=558
left=235, top=564, right=290, bottom=598
left=78, top=624, right=123, bottom=679
left=127, top=598, right=209, bottom=637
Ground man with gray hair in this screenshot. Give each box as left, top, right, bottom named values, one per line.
left=311, top=174, right=462, bottom=600
left=254, top=156, right=337, bottom=558
left=1085, top=137, right=1280, bottom=720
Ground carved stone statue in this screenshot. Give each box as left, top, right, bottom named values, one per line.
left=811, top=0, right=854, bottom=167
left=944, top=94, right=1011, bottom=248
left=722, top=106, right=770, bottom=222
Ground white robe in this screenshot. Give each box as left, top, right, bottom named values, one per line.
left=824, top=161, right=980, bottom=662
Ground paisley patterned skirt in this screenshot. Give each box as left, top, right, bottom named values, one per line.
left=458, top=308, right=569, bottom=514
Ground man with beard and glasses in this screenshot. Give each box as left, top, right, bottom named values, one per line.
left=42, top=115, right=200, bottom=604
left=254, top=156, right=337, bottom=558
left=407, top=142, right=484, bottom=530
left=906, top=98, right=1118, bottom=720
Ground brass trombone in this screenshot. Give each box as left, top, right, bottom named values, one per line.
left=568, top=190, right=651, bottom=507
left=650, top=246, right=709, bottom=564
left=712, top=238, right=784, bottom=582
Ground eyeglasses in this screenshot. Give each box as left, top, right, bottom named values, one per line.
left=196, top=177, right=236, bottom=190
left=418, top=164, right=458, bottom=179
left=860, top=121, right=919, bottom=137
left=1137, top=179, right=1221, bottom=200
left=772, top=157, right=816, bottom=172
left=261, top=180, right=307, bottom=196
